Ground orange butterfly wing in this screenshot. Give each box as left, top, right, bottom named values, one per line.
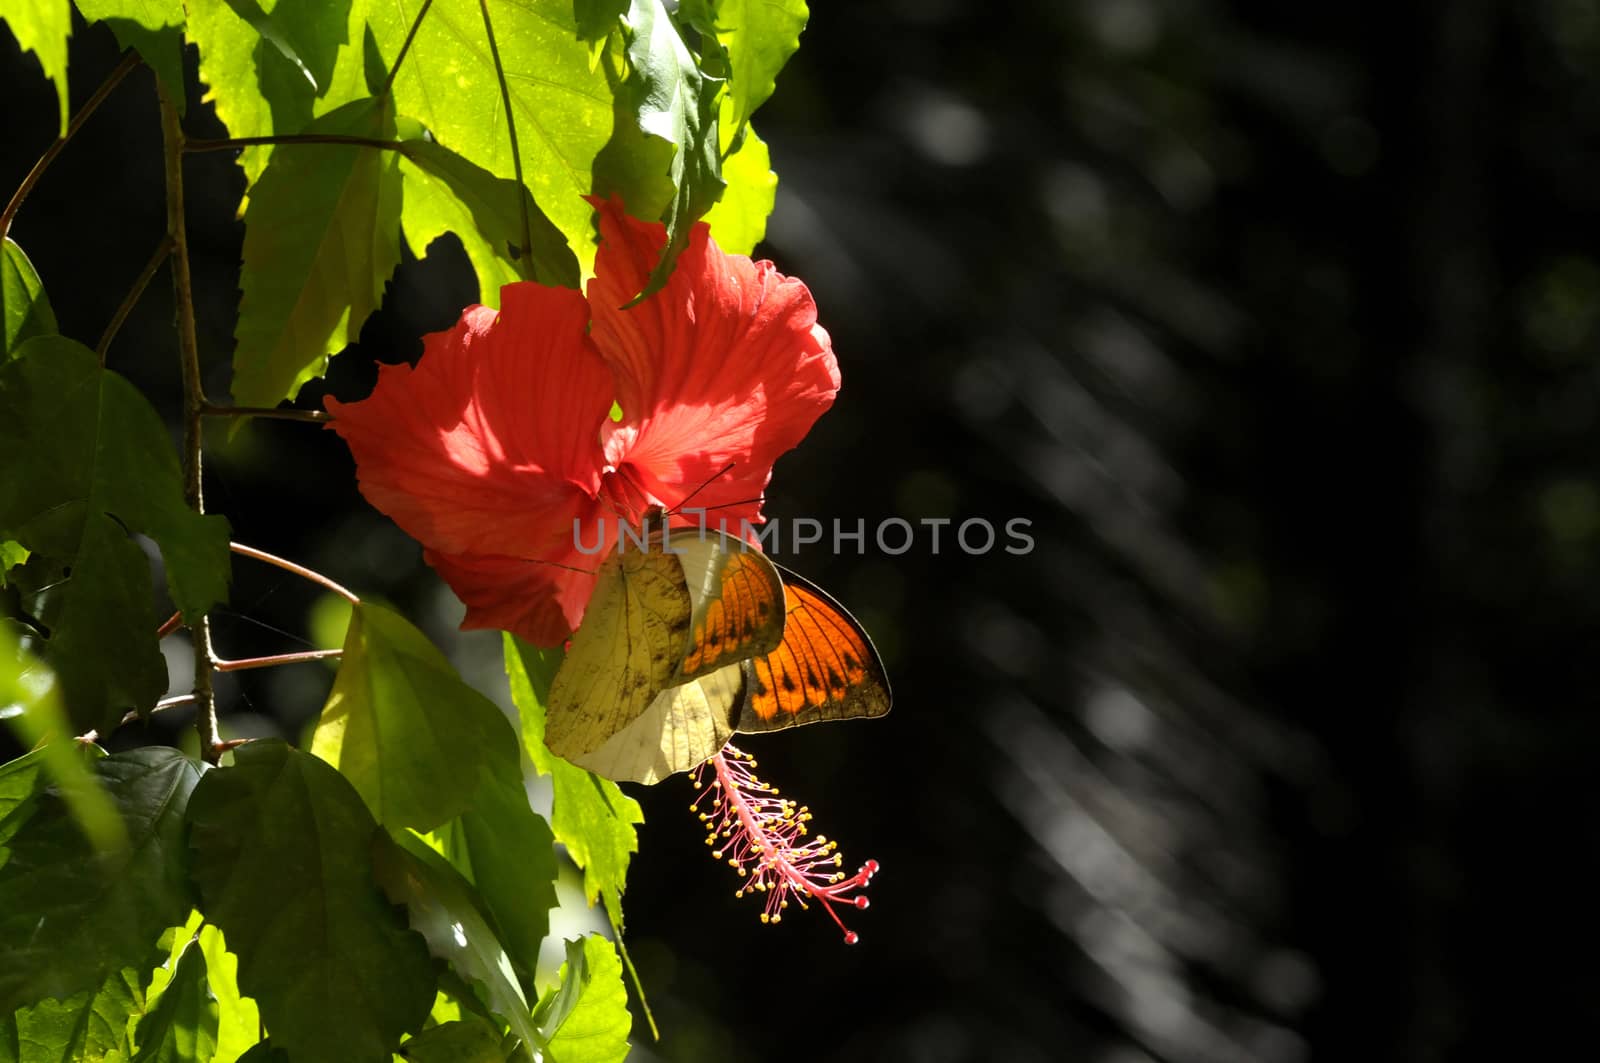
left=736, top=567, right=892, bottom=732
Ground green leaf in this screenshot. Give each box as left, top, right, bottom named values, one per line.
left=686, top=0, right=807, bottom=154
left=534, top=937, right=630, bottom=1063
left=0, top=539, right=30, bottom=582
left=0, top=340, right=231, bottom=732
left=0, top=967, right=144, bottom=1063
left=188, top=0, right=374, bottom=185
left=185, top=740, right=434, bottom=1063
left=233, top=1043, right=286, bottom=1063
left=310, top=602, right=519, bottom=832
left=72, top=0, right=188, bottom=113
left=194, top=926, right=260, bottom=1063
left=131, top=939, right=219, bottom=1063
left=573, top=0, right=627, bottom=42
left=368, top=0, right=614, bottom=273
left=399, top=137, right=580, bottom=300
left=504, top=636, right=641, bottom=926
left=593, top=0, right=723, bottom=300
left=433, top=765, right=558, bottom=996
left=0, top=749, right=46, bottom=853
left=700, top=122, right=774, bottom=255
left=0, top=639, right=125, bottom=852
left=396, top=1020, right=504, bottom=1063
left=0, top=0, right=71, bottom=133
left=1, top=238, right=57, bottom=359
left=230, top=97, right=404, bottom=408
left=0, top=748, right=203, bottom=1013
left=371, top=830, right=540, bottom=1055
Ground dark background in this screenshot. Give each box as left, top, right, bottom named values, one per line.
left=4, top=2, right=1597, bottom=1060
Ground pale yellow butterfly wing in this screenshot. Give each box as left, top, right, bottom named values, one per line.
left=544, top=545, right=693, bottom=759
left=544, top=527, right=786, bottom=768
left=565, top=663, right=745, bottom=784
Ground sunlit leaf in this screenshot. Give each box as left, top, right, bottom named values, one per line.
left=505, top=635, right=641, bottom=926
left=188, top=0, right=374, bottom=185
left=594, top=0, right=723, bottom=300
left=0, top=967, right=144, bottom=1063
left=1, top=238, right=57, bottom=359
left=367, top=0, right=614, bottom=273
left=396, top=1019, right=504, bottom=1063
left=131, top=938, right=218, bottom=1063
left=433, top=764, right=558, bottom=996
left=533, top=937, right=630, bottom=1063
left=311, top=602, right=519, bottom=832
left=371, top=830, right=541, bottom=1055
left=399, top=136, right=581, bottom=300
left=186, top=741, right=434, bottom=1063
left=0, top=748, right=202, bottom=1013
left=0, top=0, right=71, bottom=133
left=0, top=340, right=231, bottom=733
left=701, top=123, right=774, bottom=254
left=230, top=98, right=404, bottom=408
left=72, top=0, right=187, bottom=112
left=195, top=926, right=260, bottom=1063
left=684, top=0, right=807, bottom=153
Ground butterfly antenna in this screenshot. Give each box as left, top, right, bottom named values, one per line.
left=670, top=461, right=738, bottom=516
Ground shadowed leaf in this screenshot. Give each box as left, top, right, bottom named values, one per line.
left=186, top=741, right=434, bottom=1063
left=0, top=748, right=202, bottom=1013
left=0, top=340, right=230, bottom=732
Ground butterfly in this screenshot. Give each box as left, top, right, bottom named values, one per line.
left=543, top=513, right=787, bottom=769
left=547, top=516, right=892, bottom=783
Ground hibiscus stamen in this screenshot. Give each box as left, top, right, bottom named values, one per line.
left=691, top=744, right=879, bottom=944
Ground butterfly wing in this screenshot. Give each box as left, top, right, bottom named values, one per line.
left=544, top=545, right=693, bottom=759
left=736, top=567, right=892, bottom=732
left=545, top=526, right=787, bottom=767
left=672, top=531, right=786, bottom=681
left=564, top=662, right=746, bottom=784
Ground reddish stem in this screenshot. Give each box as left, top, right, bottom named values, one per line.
left=229, top=542, right=360, bottom=604
left=213, top=649, right=343, bottom=673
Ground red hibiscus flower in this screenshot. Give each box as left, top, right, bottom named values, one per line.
left=327, top=198, right=840, bottom=646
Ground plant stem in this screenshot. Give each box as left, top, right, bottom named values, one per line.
left=0, top=52, right=140, bottom=241
left=381, top=0, right=435, bottom=99
left=156, top=610, right=184, bottom=638
left=183, top=134, right=411, bottom=154
left=77, top=693, right=198, bottom=745
left=230, top=542, right=361, bottom=604
left=201, top=402, right=332, bottom=423
left=214, top=649, right=343, bottom=673
left=159, top=82, right=223, bottom=766
left=477, top=0, right=534, bottom=269
left=97, top=236, right=173, bottom=366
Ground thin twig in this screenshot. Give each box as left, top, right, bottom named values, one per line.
left=477, top=0, right=534, bottom=268
left=214, top=649, right=343, bottom=673
left=159, top=82, right=223, bottom=766
left=1, top=52, right=140, bottom=240
left=183, top=134, right=412, bottom=154
left=76, top=693, right=199, bottom=744
left=97, top=236, right=173, bottom=366
left=201, top=402, right=333, bottom=423
left=230, top=542, right=361, bottom=604
left=156, top=610, right=184, bottom=638
left=381, top=0, right=435, bottom=99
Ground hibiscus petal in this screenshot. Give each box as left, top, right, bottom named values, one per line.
left=327, top=284, right=613, bottom=562
left=425, top=547, right=601, bottom=647
left=587, top=198, right=840, bottom=527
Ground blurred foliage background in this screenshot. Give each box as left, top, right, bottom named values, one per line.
left=4, top=1, right=1597, bottom=1060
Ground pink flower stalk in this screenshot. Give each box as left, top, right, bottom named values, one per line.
left=692, top=744, right=879, bottom=943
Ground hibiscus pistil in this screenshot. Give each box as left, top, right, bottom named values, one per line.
left=692, top=743, right=879, bottom=943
